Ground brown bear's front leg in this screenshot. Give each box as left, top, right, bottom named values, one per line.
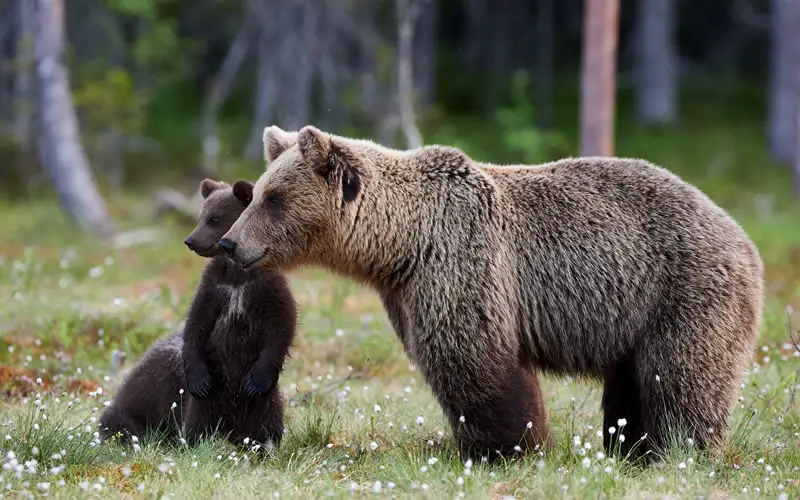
left=438, top=366, right=553, bottom=462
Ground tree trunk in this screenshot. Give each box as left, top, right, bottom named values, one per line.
left=794, top=3, right=800, bottom=197
left=281, top=1, right=314, bottom=131
left=14, top=0, right=35, bottom=151
left=768, top=0, right=798, bottom=164
left=535, top=0, right=554, bottom=130
left=396, top=0, right=424, bottom=149
left=580, top=0, right=620, bottom=157
left=201, top=20, right=251, bottom=174
left=34, top=0, right=116, bottom=237
left=0, top=5, right=15, bottom=124
left=244, top=32, right=278, bottom=159
left=414, top=0, right=438, bottom=110
left=635, top=0, right=678, bottom=125
left=794, top=101, right=800, bottom=198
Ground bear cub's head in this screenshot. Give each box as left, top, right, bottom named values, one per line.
left=219, top=124, right=365, bottom=271
left=184, top=178, right=254, bottom=258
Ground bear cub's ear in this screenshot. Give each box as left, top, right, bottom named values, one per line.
left=200, top=178, right=226, bottom=199
left=232, top=180, right=254, bottom=206
left=263, top=126, right=298, bottom=163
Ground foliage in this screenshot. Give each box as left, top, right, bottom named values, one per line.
left=65, top=0, right=197, bottom=183
left=491, top=72, right=569, bottom=165
left=73, top=68, right=143, bottom=138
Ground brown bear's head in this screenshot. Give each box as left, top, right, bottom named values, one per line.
left=184, top=178, right=254, bottom=258
left=219, top=124, right=367, bottom=271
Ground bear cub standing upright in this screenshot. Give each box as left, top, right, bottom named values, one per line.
left=181, top=178, right=297, bottom=451
left=100, top=179, right=297, bottom=450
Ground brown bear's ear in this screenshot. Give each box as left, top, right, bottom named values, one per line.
left=297, top=125, right=333, bottom=175
left=232, top=179, right=254, bottom=206
left=200, top=178, right=226, bottom=199
left=263, top=126, right=298, bottom=163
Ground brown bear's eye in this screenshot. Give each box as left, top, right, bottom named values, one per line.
left=206, top=216, right=218, bottom=225
left=265, top=194, right=280, bottom=207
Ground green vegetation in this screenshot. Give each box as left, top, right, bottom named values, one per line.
left=0, top=86, right=799, bottom=498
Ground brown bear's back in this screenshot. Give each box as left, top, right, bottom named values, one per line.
left=470, top=157, right=763, bottom=376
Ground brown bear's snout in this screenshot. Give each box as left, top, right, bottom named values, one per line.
left=184, top=237, right=196, bottom=250
left=218, top=238, right=236, bottom=255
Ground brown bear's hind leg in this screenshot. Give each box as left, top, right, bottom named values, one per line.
left=444, top=367, right=552, bottom=462
left=636, top=327, right=736, bottom=462
left=601, top=357, right=647, bottom=462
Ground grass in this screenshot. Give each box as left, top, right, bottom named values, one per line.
left=1, top=96, right=800, bottom=498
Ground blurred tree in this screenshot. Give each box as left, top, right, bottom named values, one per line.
left=768, top=0, right=797, bottom=164
left=580, top=0, right=620, bottom=156
left=795, top=105, right=800, bottom=197
left=535, top=0, right=555, bottom=130
left=0, top=0, right=796, bottom=194
left=794, top=2, right=800, bottom=197
left=200, top=18, right=251, bottom=174
left=34, top=0, right=116, bottom=236
left=13, top=0, right=36, bottom=151
left=635, top=0, right=678, bottom=125
left=397, top=0, right=425, bottom=149
left=413, top=0, right=438, bottom=110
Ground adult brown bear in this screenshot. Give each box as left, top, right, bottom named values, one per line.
left=218, top=125, right=763, bottom=463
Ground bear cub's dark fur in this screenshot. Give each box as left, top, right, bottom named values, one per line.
left=181, top=178, right=297, bottom=451
left=98, top=330, right=186, bottom=443
left=99, top=179, right=297, bottom=451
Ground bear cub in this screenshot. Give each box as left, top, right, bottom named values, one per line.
left=99, top=179, right=297, bottom=450
left=181, top=178, right=297, bottom=451
left=98, top=330, right=186, bottom=443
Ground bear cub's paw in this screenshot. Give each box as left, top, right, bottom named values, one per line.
left=243, top=364, right=278, bottom=397
left=185, top=360, right=213, bottom=399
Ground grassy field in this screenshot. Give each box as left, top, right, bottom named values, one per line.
left=1, top=107, right=800, bottom=497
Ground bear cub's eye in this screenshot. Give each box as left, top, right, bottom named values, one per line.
left=206, top=216, right=219, bottom=225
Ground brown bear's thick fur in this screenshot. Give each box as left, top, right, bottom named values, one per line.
left=220, top=125, right=763, bottom=463
left=180, top=179, right=297, bottom=451
left=98, top=330, right=186, bottom=443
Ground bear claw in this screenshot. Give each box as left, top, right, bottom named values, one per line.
left=244, top=367, right=276, bottom=397
left=186, top=363, right=212, bottom=399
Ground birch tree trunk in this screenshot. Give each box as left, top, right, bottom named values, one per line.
left=635, top=0, right=678, bottom=125
left=34, top=0, right=116, bottom=237
left=580, top=0, right=620, bottom=157
left=397, top=0, right=424, bottom=149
